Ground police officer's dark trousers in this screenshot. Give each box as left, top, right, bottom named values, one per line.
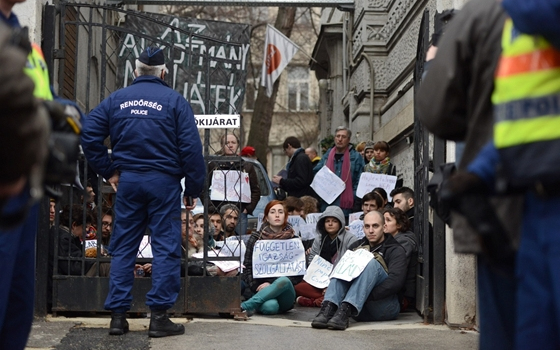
left=105, top=171, right=182, bottom=312
left=0, top=190, right=37, bottom=350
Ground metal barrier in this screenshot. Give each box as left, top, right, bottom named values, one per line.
left=35, top=2, right=250, bottom=317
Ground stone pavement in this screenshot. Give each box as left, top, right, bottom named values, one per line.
left=26, top=306, right=478, bottom=350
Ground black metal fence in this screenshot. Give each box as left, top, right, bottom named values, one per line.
left=35, top=2, right=251, bottom=317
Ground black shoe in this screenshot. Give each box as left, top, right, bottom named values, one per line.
left=327, top=302, right=354, bottom=330
left=311, top=301, right=337, bottom=329
left=109, top=312, right=129, bottom=335
left=148, top=310, right=185, bottom=338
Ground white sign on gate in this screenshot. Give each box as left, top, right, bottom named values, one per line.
left=356, top=173, right=398, bottom=200
left=210, top=170, right=251, bottom=203
left=252, top=238, right=306, bottom=278
left=303, top=255, right=334, bottom=289
left=330, top=249, right=374, bottom=282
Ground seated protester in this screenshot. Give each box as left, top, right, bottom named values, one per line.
left=296, top=206, right=358, bottom=307
left=193, top=213, right=216, bottom=248
left=383, top=208, right=418, bottom=312
left=284, top=196, right=304, bottom=216
left=311, top=211, right=407, bottom=330
left=363, top=141, right=397, bottom=176
left=373, top=187, right=390, bottom=208
left=390, top=187, right=415, bottom=232
left=209, top=211, right=225, bottom=242
left=57, top=204, right=104, bottom=276
left=49, top=198, right=56, bottom=228
left=99, top=207, right=114, bottom=249
left=241, top=200, right=302, bottom=315
left=300, top=195, right=319, bottom=220
left=359, top=191, right=384, bottom=220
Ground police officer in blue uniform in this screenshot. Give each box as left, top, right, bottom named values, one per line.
left=81, top=46, right=205, bottom=337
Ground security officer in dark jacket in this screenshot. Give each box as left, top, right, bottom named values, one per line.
left=81, top=46, right=205, bottom=338
left=273, top=136, right=314, bottom=198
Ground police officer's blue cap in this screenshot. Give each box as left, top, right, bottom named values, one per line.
left=139, top=46, right=165, bottom=66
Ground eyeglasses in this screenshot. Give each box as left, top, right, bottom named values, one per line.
left=102, top=222, right=111, bottom=227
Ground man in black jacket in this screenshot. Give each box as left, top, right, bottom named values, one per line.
left=311, top=211, right=407, bottom=330
left=272, top=136, right=314, bottom=198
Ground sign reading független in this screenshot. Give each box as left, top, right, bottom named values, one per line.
left=252, top=238, right=306, bottom=278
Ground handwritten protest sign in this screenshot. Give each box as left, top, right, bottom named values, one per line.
left=85, top=240, right=97, bottom=249
left=210, top=170, right=251, bottom=203
left=191, top=250, right=241, bottom=273
left=348, top=220, right=365, bottom=239
left=356, top=173, right=398, bottom=200
left=306, top=213, right=321, bottom=225
left=288, top=215, right=305, bottom=237
left=303, top=255, right=334, bottom=289
left=299, top=222, right=318, bottom=241
left=310, top=166, right=345, bottom=204
left=330, top=249, right=374, bottom=282
left=349, top=211, right=362, bottom=223
left=252, top=238, right=306, bottom=278
left=137, top=235, right=153, bottom=258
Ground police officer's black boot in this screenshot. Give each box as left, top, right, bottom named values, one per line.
left=311, top=301, right=338, bottom=329
left=327, top=302, right=355, bottom=330
left=148, top=310, right=185, bottom=338
left=109, top=312, right=129, bottom=335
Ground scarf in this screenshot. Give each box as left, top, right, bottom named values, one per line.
left=326, top=147, right=353, bottom=209
left=365, top=156, right=392, bottom=174
left=259, top=222, right=296, bottom=240
left=286, top=148, right=303, bottom=172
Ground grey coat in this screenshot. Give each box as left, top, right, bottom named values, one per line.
left=416, top=0, right=523, bottom=253
left=307, top=206, right=358, bottom=265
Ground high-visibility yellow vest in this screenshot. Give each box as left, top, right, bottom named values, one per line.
left=24, top=43, right=53, bottom=101
left=493, top=18, right=560, bottom=186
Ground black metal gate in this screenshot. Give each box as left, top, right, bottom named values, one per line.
left=413, top=8, right=446, bottom=324
left=35, top=2, right=250, bottom=317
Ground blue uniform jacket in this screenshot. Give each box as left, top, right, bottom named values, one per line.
left=81, top=75, right=205, bottom=197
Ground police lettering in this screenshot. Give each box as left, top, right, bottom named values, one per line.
left=131, top=109, right=148, bottom=115
left=120, top=100, right=163, bottom=111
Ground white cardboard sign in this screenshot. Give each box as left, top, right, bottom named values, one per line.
left=137, top=235, right=153, bottom=258
left=252, top=238, right=306, bottom=278
left=330, top=249, right=374, bottom=282
left=356, top=173, right=398, bottom=200
left=348, top=220, right=365, bottom=239
left=310, top=166, right=345, bottom=204
left=191, top=250, right=241, bottom=273
left=303, top=255, right=334, bottom=289
left=210, top=170, right=251, bottom=203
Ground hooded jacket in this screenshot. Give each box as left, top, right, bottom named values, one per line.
left=308, top=206, right=358, bottom=266
left=348, top=233, right=407, bottom=302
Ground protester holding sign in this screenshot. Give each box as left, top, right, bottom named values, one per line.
left=207, top=133, right=261, bottom=236
left=383, top=208, right=418, bottom=312
left=313, top=126, right=364, bottom=219
left=296, top=206, right=358, bottom=307
left=241, top=201, right=303, bottom=315
left=311, top=211, right=407, bottom=330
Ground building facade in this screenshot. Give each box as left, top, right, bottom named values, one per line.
left=311, top=0, right=476, bottom=327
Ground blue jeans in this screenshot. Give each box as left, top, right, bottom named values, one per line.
left=324, top=259, right=400, bottom=321
left=241, top=277, right=296, bottom=315
left=0, top=191, right=37, bottom=350
left=477, top=256, right=516, bottom=350
left=515, top=193, right=560, bottom=349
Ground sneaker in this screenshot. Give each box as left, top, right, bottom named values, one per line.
left=296, top=296, right=315, bottom=307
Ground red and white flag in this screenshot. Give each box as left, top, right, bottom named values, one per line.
left=261, top=24, right=299, bottom=97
